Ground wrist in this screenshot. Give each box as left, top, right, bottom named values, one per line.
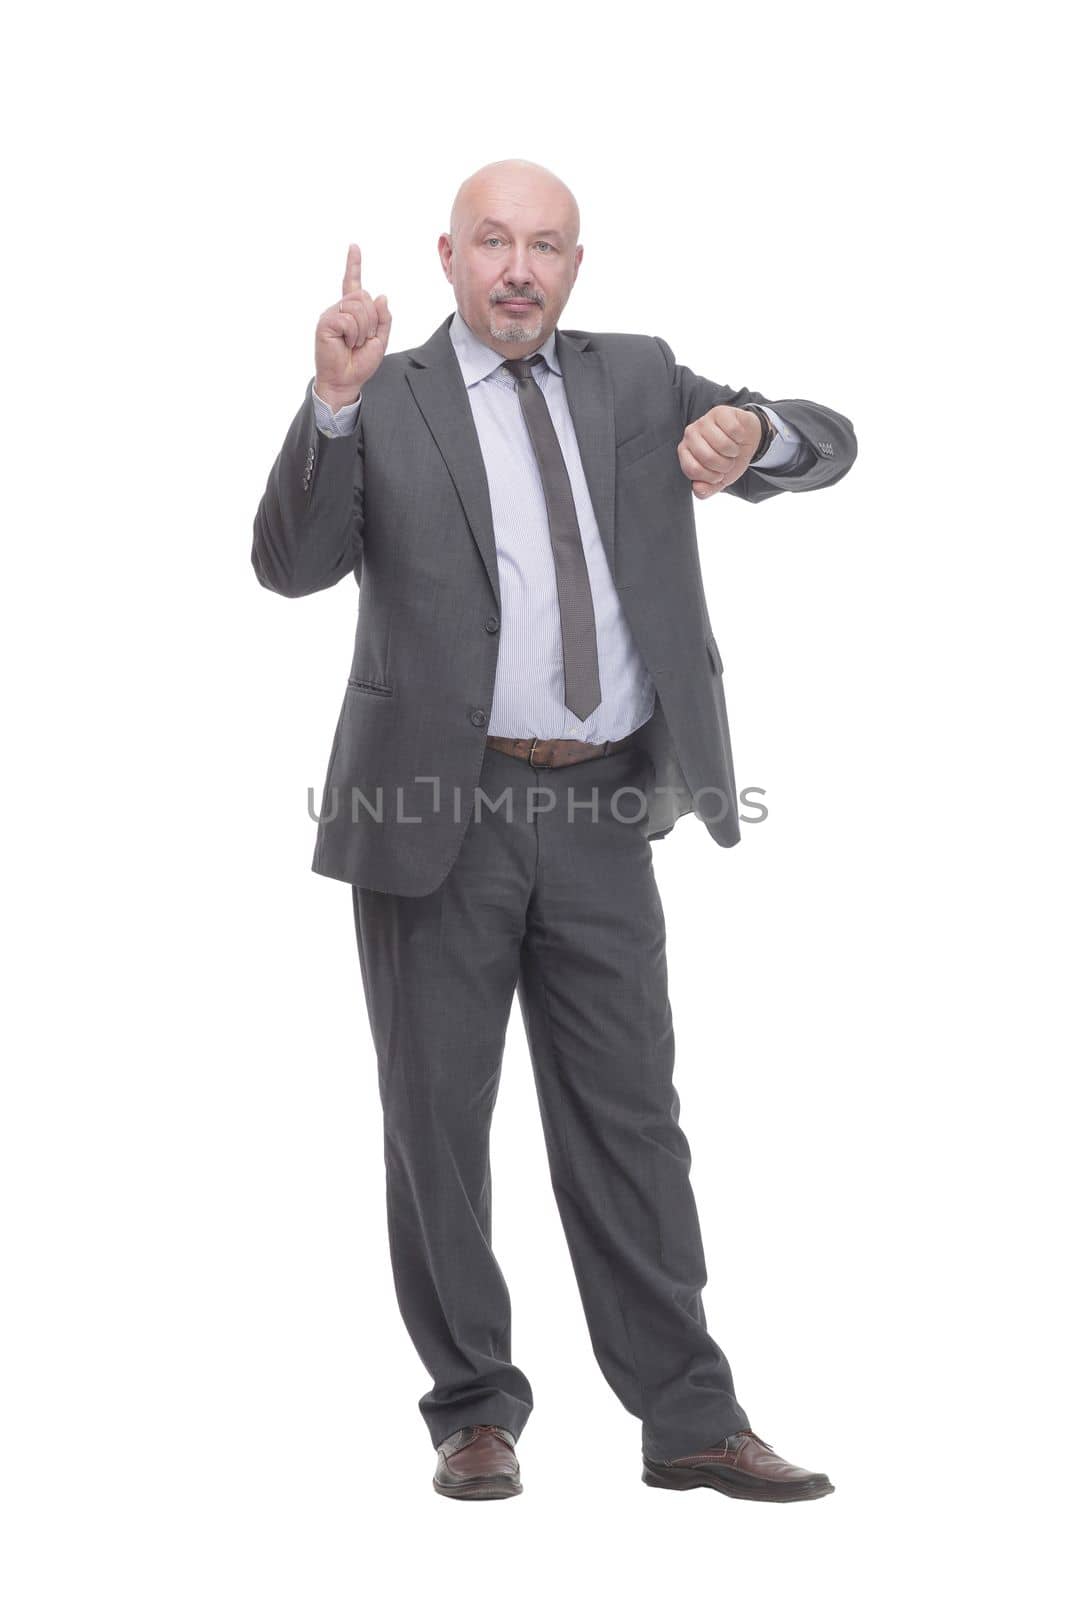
left=741, top=404, right=775, bottom=464
left=315, top=382, right=362, bottom=413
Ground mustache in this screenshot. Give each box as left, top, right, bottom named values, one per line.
left=491, top=292, right=544, bottom=305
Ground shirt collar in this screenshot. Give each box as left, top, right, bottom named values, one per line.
left=449, top=307, right=561, bottom=387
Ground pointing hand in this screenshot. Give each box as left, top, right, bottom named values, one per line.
left=314, top=243, right=392, bottom=410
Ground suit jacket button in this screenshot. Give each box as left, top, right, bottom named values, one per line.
left=484, top=616, right=499, bottom=633
left=470, top=708, right=487, bottom=727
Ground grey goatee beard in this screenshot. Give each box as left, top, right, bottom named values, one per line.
left=489, top=300, right=545, bottom=344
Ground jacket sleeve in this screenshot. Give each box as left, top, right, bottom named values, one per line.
left=653, top=335, right=857, bottom=505
left=251, top=378, right=365, bottom=596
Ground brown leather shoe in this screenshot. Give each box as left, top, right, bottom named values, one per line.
left=642, top=1429, right=834, bottom=1502
left=433, top=1424, right=523, bottom=1500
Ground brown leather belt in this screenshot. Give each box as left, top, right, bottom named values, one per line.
left=485, top=729, right=639, bottom=769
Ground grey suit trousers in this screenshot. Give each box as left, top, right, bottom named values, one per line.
left=352, top=741, right=750, bottom=1460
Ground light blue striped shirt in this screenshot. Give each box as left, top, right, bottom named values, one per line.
left=312, top=311, right=802, bottom=740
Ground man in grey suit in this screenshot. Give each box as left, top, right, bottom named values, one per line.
left=252, top=158, right=856, bottom=1502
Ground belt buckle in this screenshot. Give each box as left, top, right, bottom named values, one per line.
left=528, top=738, right=552, bottom=769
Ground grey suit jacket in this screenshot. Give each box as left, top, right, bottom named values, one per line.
left=251, top=312, right=857, bottom=895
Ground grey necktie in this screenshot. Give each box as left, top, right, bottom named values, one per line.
left=502, top=355, right=602, bottom=721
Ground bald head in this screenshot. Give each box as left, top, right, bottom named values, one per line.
left=439, top=159, right=584, bottom=356
left=449, top=159, right=580, bottom=246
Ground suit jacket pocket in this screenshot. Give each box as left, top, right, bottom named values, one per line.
left=347, top=676, right=394, bottom=697
left=615, top=422, right=681, bottom=471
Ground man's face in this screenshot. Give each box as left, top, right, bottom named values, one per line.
left=439, top=177, right=583, bottom=355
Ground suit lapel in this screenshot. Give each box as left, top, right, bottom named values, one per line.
left=406, top=317, right=501, bottom=608
left=555, top=328, right=617, bottom=578
left=405, top=314, right=618, bottom=609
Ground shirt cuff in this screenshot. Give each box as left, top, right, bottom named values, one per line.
left=750, top=405, right=805, bottom=471
left=312, top=385, right=362, bottom=438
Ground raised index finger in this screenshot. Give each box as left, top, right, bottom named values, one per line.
left=342, top=242, right=362, bottom=299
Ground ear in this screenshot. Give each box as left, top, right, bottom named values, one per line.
left=437, top=233, right=454, bottom=282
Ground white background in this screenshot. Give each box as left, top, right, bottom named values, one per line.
left=4, top=1, right=1063, bottom=1594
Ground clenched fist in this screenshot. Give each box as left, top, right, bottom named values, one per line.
left=314, top=243, right=392, bottom=411
left=678, top=405, right=763, bottom=499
